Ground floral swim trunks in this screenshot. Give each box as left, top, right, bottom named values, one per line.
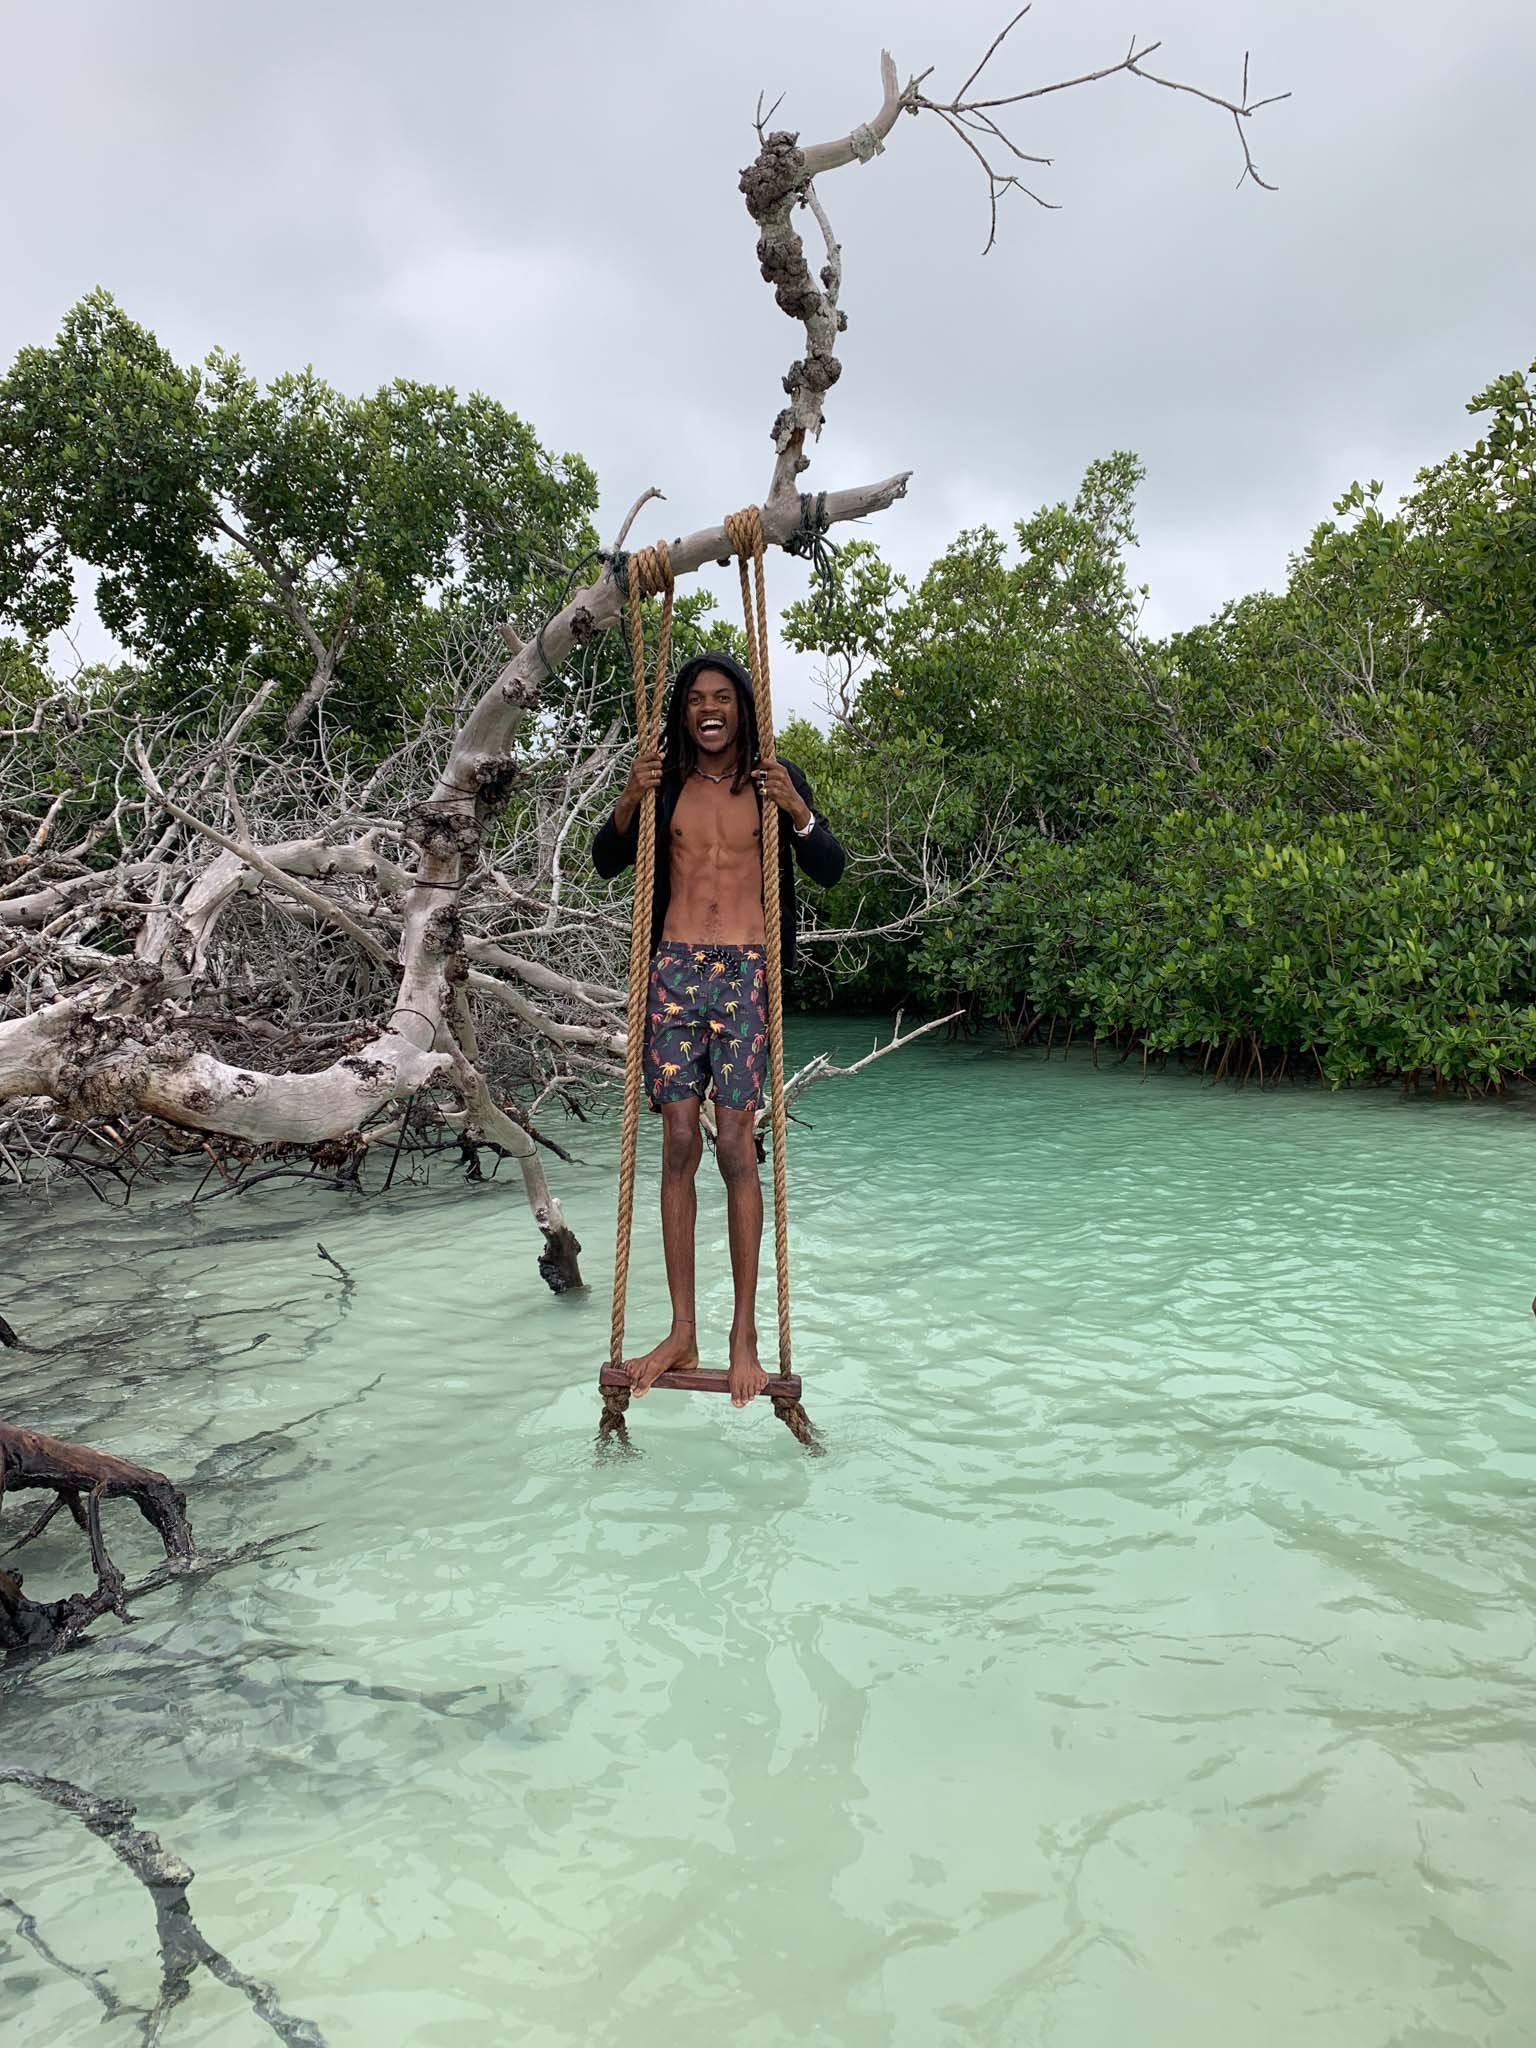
left=645, top=942, right=769, bottom=1112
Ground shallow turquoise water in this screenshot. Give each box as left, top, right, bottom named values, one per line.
left=3, top=1028, right=1535, bottom=2045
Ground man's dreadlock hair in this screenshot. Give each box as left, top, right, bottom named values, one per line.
left=663, top=651, right=760, bottom=796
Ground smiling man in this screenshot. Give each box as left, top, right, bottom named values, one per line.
left=592, top=651, right=846, bottom=1406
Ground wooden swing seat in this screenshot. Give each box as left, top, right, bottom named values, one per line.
left=597, top=1365, right=802, bottom=1402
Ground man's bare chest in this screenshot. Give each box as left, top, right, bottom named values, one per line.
left=670, top=781, right=761, bottom=863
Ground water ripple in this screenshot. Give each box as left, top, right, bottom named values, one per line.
left=3, top=1030, right=1536, bottom=2045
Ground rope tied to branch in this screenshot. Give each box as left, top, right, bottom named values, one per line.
left=606, top=539, right=674, bottom=1414
left=722, top=507, right=815, bottom=1446
left=608, top=542, right=680, bottom=607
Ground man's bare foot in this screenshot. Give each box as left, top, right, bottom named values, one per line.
left=624, top=1324, right=698, bottom=1397
left=727, top=1327, right=769, bottom=1409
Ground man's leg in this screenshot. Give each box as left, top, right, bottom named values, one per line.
left=716, top=1106, right=769, bottom=1408
left=625, top=1097, right=703, bottom=1396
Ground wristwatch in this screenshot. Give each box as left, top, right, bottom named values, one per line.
left=793, top=810, right=817, bottom=839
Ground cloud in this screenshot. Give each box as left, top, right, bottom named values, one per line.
left=4, top=0, right=1535, bottom=725
left=373, top=244, right=588, bottom=338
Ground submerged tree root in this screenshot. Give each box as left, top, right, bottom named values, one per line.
left=0, top=1423, right=312, bottom=1655
left=2, top=1528, right=310, bottom=1659
left=2, top=1887, right=132, bottom=2021
left=0, top=1422, right=196, bottom=1650
left=0, top=1767, right=327, bottom=2045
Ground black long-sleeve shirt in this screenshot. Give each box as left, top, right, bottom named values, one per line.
left=591, top=758, right=844, bottom=972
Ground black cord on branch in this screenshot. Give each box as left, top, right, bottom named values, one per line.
left=782, top=491, right=841, bottom=643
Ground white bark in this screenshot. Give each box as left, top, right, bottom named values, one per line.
left=0, top=864, right=159, bottom=928
left=158, top=838, right=413, bottom=981
left=93, top=1033, right=448, bottom=1144
left=0, top=996, right=94, bottom=1100
left=0, top=993, right=445, bottom=1142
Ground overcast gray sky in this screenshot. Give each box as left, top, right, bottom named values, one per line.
left=4, top=0, right=1533, bottom=718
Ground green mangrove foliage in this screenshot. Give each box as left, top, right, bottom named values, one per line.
left=0, top=296, right=731, bottom=810
left=0, top=291, right=608, bottom=745
left=784, top=366, right=1536, bottom=1090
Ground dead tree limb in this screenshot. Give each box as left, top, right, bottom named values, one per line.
left=776, top=1008, right=966, bottom=1119
left=2, top=1527, right=309, bottom=1656
left=911, top=16, right=1288, bottom=250
left=0, top=1423, right=193, bottom=1569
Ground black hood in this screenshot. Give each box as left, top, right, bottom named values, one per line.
left=663, top=650, right=760, bottom=791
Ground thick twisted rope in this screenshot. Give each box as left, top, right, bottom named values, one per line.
left=607, top=540, right=675, bottom=1391
left=723, top=506, right=794, bottom=1391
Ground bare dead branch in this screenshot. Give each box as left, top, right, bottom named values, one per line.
left=611, top=486, right=666, bottom=553
left=776, top=1008, right=964, bottom=1120
left=754, top=86, right=788, bottom=144
left=908, top=18, right=1287, bottom=241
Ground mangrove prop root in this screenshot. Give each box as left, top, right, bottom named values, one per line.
left=3, top=1530, right=313, bottom=1658
left=0, top=1423, right=194, bottom=1564
left=0, top=1566, right=74, bottom=1649
left=0, top=1767, right=327, bottom=2046
left=0, top=1421, right=195, bottom=1650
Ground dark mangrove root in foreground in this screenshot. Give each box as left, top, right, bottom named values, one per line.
left=2, top=1530, right=310, bottom=1659
left=0, top=1424, right=194, bottom=1565
left=0, top=1421, right=209, bottom=1653
left=0, top=1422, right=195, bottom=1642
left=0, top=1568, right=73, bottom=1650
left=0, top=1768, right=327, bottom=2046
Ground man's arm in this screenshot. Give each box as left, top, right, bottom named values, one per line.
left=591, top=808, right=637, bottom=879
left=780, top=760, right=845, bottom=889
left=591, top=749, right=662, bottom=878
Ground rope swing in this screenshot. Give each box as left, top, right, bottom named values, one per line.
left=597, top=510, right=818, bottom=1451
left=606, top=537, right=674, bottom=1391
